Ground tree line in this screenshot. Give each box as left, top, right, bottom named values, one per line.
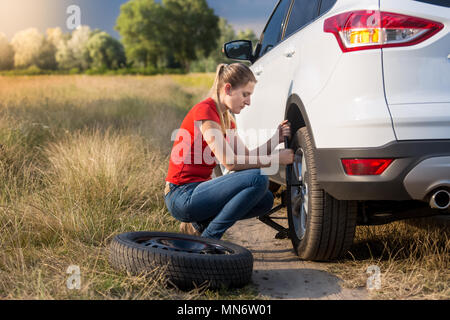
left=0, top=0, right=257, bottom=74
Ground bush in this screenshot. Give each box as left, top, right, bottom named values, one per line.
left=0, top=32, right=14, bottom=70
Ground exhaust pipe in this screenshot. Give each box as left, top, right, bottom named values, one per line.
left=429, top=189, right=450, bottom=210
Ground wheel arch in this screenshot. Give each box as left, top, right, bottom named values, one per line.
left=269, top=94, right=319, bottom=188
left=284, top=94, right=317, bottom=150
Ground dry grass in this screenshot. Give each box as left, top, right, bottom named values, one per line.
left=0, top=74, right=258, bottom=299
left=327, top=217, right=449, bottom=299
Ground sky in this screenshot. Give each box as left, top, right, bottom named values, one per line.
left=0, top=0, right=277, bottom=40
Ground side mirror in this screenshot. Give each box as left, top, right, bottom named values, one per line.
left=223, top=40, right=254, bottom=62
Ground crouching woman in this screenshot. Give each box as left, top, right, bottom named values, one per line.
left=164, top=63, right=294, bottom=240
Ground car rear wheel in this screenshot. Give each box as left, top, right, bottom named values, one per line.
left=287, top=127, right=357, bottom=261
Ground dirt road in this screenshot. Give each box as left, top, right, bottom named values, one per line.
left=226, top=208, right=369, bottom=300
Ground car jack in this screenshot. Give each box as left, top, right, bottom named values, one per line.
left=258, top=137, right=299, bottom=240
left=258, top=190, right=290, bottom=239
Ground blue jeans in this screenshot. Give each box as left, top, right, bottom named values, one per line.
left=164, top=169, right=274, bottom=240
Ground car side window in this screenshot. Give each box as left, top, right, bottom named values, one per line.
left=319, top=0, right=337, bottom=15
left=284, top=0, right=320, bottom=39
left=258, top=0, right=292, bottom=58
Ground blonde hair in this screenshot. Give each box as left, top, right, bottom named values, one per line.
left=208, top=63, right=257, bottom=134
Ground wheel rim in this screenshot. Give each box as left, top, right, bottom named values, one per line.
left=290, top=148, right=308, bottom=240
left=135, top=236, right=234, bottom=255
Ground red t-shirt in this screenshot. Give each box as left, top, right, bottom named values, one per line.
left=166, top=98, right=236, bottom=185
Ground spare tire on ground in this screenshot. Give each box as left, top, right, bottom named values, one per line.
left=109, top=231, right=254, bottom=290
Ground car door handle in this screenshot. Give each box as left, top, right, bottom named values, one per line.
left=284, top=48, right=296, bottom=58
left=254, top=67, right=264, bottom=76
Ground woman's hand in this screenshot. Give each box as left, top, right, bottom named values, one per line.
left=270, top=149, right=294, bottom=165
left=277, top=120, right=291, bottom=144
left=278, top=149, right=294, bottom=165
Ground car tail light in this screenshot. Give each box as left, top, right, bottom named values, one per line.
left=324, top=10, right=444, bottom=52
left=341, top=158, right=394, bottom=175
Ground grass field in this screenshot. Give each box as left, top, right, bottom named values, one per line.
left=0, top=75, right=448, bottom=299
left=330, top=217, right=449, bottom=299
left=0, top=74, right=256, bottom=299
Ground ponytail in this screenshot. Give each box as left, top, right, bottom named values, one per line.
left=209, top=64, right=232, bottom=135
left=208, top=63, right=257, bottom=135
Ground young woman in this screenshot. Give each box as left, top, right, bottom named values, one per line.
left=164, top=63, right=294, bottom=240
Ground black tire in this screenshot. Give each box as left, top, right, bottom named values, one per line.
left=287, top=127, right=357, bottom=261
left=109, top=231, right=253, bottom=290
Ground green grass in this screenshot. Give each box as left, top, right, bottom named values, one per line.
left=0, top=66, right=185, bottom=77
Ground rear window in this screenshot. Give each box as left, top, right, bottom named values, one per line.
left=284, top=0, right=320, bottom=39
left=413, top=0, right=450, bottom=8
left=319, top=0, right=337, bottom=15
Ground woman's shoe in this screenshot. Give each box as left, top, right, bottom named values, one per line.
left=179, top=222, right=201, bottom=236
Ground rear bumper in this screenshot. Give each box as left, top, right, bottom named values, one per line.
left=314, top=139, right=450, bottom=201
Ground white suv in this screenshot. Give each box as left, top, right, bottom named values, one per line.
left=223, top=0, right=450, bottom=261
